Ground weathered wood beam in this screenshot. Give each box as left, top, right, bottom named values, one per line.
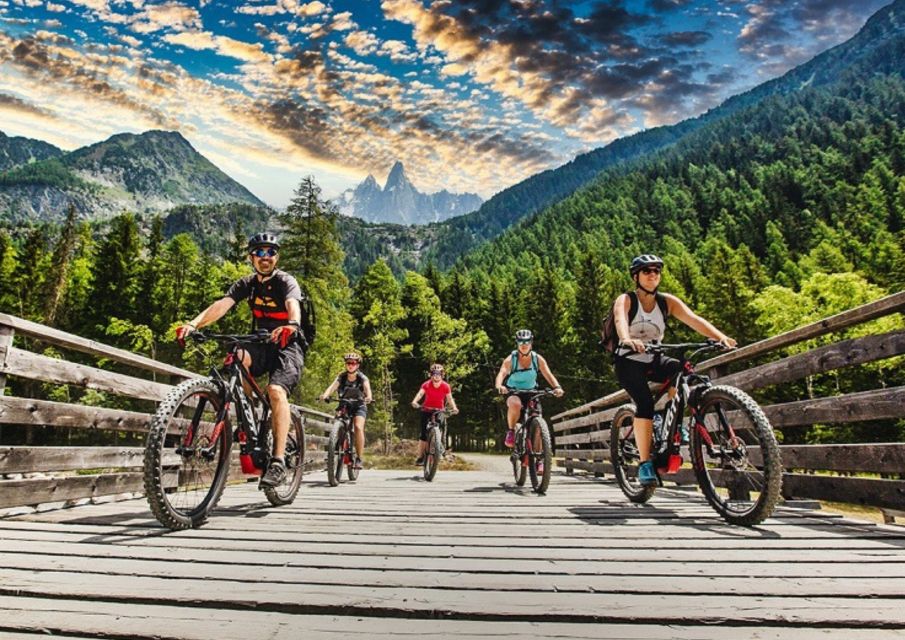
left=0, top=313, right=196, bottom=380
left=1, top=347, right=173, bottom=402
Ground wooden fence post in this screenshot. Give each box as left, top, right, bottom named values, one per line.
left=0, top=325, right=13, bottom=445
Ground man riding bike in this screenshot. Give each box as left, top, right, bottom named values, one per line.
left=612, top=253, right=737, bottom=487
left=319, top=352, right=372, bottom=470
left=175, top=233, right=305, bottom=488
left=494, top=329, right=564, bottom=447
left=411, top=363, right=459, bottom=465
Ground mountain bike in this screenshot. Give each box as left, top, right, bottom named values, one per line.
left=144, top=330, right=305, bottom=530
left=414, top=408, right=452, bottom=482
left=325, top=392, right=367, bottom=486
left=611, top=341, right=782, bottom=526
left=505, top=388, right=554, bottom=494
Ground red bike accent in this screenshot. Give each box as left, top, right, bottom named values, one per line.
left=665, top=454, right=683, bottom=474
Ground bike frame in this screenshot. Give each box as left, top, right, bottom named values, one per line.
left=641, top=343, right=729, bottom=474
left=184, top=333, right=274, bottom=474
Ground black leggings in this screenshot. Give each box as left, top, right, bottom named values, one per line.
left=614, top=356, right=683, bottom=419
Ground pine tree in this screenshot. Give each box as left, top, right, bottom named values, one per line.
left=44, top=205, right=80, bottom=326
left=89, top=213, right=142, bottom=333
left=278, top=176, right=343, bottom=283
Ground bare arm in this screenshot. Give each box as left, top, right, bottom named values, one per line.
left=411, top=388, right=425, bottom=408
left=187, top=297, right=236, bottom=330
left=446, top=392, right=459, bottom=414
left=320, top=378, right=339, bottom=400
left=363, top=378, right=373, bottom=403
left=537, top=355, right=564, bottom=396
left=614, top=293, right=646, bottom=353
left=270, top=298, right=302, bottom=344
left=665, top=295, right=736, bottom=347
left=494, top=358, right=512, bottom=392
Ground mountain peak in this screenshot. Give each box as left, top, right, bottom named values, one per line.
left=384, top=161, right=409, bottom=190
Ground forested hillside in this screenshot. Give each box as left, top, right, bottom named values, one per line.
left=1, top=4, right=903, bottom=451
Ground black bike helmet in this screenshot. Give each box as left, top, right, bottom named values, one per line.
left=247, top=232, right=280, bottom=252
left=629, top=254, right=664, bottom=276
left=515, top=329, right=533, bottom=342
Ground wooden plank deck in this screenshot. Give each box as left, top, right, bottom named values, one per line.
left=1, top=468, right=904, bottom=639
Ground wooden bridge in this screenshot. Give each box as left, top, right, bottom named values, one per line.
left=0, top=292, right=904, bottom=638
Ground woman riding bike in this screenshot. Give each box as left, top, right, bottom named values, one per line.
left=411, top=363, right=459, bottom=465
left=319, top=353, right=372, bottom=470
left=494, top=329, right=564, bottom=447
left=613, top=254, right=736, bottom=487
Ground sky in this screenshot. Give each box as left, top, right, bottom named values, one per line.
left=0, top=0, right=893, bottom=208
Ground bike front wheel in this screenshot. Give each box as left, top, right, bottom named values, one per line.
left=610, top=405, right=656, bottom=503
left=424, top=426, right=441, bottom=482
left=263, top=411, right=305, bottom=506
left=528, top=418, right=552, bottom=494
left=690, top=385, right=783, bottom=526
left=511, top=427, right=527, bottom=487
left=326, top=422, right=345, bottom=486
left=143, top=378, right=232, bottom=530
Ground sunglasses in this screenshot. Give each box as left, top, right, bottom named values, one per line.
left=251, top=247, right=278, bottom=258
left=431, top=371, right=443, bottom=376
left=345, top=360, right=359, bottom=366
left=641, top=267, right=661, bottom=275
left=516, top=339, right=532, bottom=345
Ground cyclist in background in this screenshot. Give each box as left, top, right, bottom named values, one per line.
left=175, top=233, right=304, bottom=488
left=613, top=254, right=736, bottom=487
left=494, top=330, right=564, bottom=447
left=411, top=363, right=459, bottom=465
left=319, top=353, right=372, bottom=469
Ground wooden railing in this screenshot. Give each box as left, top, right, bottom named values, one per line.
left=551, top=291, right=905, bottom=521
left=0, top=313, right=331, bottom=512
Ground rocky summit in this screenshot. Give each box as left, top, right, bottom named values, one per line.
left=336, top=161, right=482, bottom=225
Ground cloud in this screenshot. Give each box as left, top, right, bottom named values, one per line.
left=344, top=29, right=379, bottom=56
left=0, top=91, right=57, bottom=120
left=660, top=30, right=711, bottom=47
left=736, top=0, right=889, bottom=75
left=163, top=30, right=270, bottom=64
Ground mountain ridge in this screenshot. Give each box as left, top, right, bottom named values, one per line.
left=337, top=161, right=483, bottom=225
left=0, top=129, right=265, bottom=223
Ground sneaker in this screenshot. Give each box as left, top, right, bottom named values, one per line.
left=415, top=456, right=424, bottom=466
left=504, top=429, right=515, bottom=448
left=259, top=459, right=286, bottom=488
left=637, top=460, right=658, bottom=487
left=353, top=457, right=363, bottom=470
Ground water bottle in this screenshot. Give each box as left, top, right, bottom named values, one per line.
left=652, top=414, right=666, bottom=445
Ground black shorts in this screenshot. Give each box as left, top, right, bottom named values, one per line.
left=614, top=355, right=682, bottom=419
left=419, top=410, right=444, bottom=441
left=244, top=341, right=304, bottom=394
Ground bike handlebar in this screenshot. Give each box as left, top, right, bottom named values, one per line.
left=190, top=329, right=273, bottom=346
left=501, top=387, right=558, bottom=398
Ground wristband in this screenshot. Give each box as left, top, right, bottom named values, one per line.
left=287, top=320, right=300, bottom=327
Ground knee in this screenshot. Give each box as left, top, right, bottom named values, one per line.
left=267, top=385, right=288, bottom=403
left=237, top=349, right=252, bottom=368
left=507, top=397, right=522, bottom=409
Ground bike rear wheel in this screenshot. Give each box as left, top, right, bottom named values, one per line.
left=528, top=418, right=552, bottom=494
left=143, top=378, right=232, bottom=530
left=327, top=422, right=345, bottom=486
left=424, top=426, right=441, bottom=481
left=610, top=405, right=656, bottom=503
left=263, top=411, right=305, bottom=506
left=690, top=385, right=783, bottom=526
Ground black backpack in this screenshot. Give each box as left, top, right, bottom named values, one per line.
left=247, top=278, right=316, bottom=353
left=600, top=291, right=669, bottom=353
left=298, top=287, right=316, bottom=352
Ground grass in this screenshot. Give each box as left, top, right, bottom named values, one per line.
left=362, top=439, right=478, bottom=471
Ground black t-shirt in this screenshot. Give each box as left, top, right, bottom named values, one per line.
left=226, top=270, right=302, bottom=331
left=336, top=371, right=368, bottom=400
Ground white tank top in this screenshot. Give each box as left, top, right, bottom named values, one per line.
left=616, top=297, right=667, bottom=363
